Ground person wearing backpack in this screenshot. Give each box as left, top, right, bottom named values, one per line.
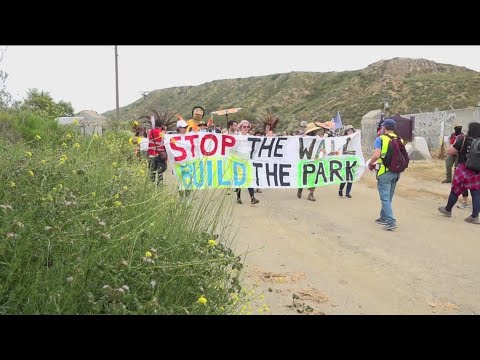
left=367, top=119, right=409, bottom=231
left=438, top=122, right=480, bottom=224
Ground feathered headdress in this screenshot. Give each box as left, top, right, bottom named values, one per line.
left=137, top=107, right=179, bottom=130
left=256, top=111, right=280, bottom=133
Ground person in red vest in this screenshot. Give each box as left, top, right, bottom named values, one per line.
left=147, top=118, right=168, bottom=185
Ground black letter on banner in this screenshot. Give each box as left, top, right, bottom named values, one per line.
left=315, top=162, right=327, bottom=184
left=299, top=138, right=316, bottom=159
left=265, top=163, right=278, bottom=186
left=274, top=137, right=287, bottom=158
left=342, top=137, right=351, bottom=153
left=302, top=164, right=316, bottom=186
left=345, top=160, right=357, bottom=181
left=252, top=162, right=263, bottom=186
left=249, top=137, right=262, bottom=159
left=279, top=164, right=291, bottom=186
left=329, top=160, right=344, bottom=182
left=259, top=137, right=275, bottom=157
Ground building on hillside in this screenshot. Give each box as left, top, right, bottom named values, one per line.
left=56, top=110, right=107, bottom=136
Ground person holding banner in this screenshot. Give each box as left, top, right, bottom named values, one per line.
left=338, top=125, right=355, bottom=198
left=297, top=123, right=322, bottom=202
left=235, top=120, right=260, bottom=205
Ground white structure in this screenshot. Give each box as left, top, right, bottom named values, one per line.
left=56, top=110, right=107, bottom=136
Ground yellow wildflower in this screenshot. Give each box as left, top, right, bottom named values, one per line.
left=208, top=239, right=217, bottom=247
left=136, top=137, right=142, bottom=145
left=61, top=142, right=67, bottom=148
left=91, top=192, right=96, bottom=197
left=145, top=251, right=152, bottom=258
left=25, top=151, right=33, bottom=157
left=122, top=186, right=128, bottom=191
left=114, top=194, right=119, bottom=199
left=35, top=134, right=41, bottom=140
left=139, top=169, right=145, bottom=176
left=73, top=143, right=80, bottom=149
left=60, top=155, right=68, bottom=161
left=93, top=133, right=99, bottom=139
left=10, top=181, right=16, bottom=188
left=28, top=170, right=34, bottom=177
left=47, top=194, right=53, bottom=202
left=66, top=133, right=72, bottom=139
left=112, top=162, right=118, bottom=167
left=114, top=201, right=122, bottom=207
left=197, top=295, right=207, bottom=305
left=73, top=119, right=79, bottom=125
left=41, top=160, right=46, bottom=165
left=128, top=137, right=133, bottom=144
left=133, top=120, right=139, bottom=127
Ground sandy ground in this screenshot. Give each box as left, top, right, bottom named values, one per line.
left=227, top=160, right=480, bottom=315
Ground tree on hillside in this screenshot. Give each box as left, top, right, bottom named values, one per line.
left=0, top=47, right=12, bottom=110
left=20, top=88, right=75, bottom=119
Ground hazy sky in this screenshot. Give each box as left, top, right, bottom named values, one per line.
left=1, top=46, right=479, bottom=114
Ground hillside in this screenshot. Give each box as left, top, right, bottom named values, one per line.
left=103, top=57, right=480, bottom=130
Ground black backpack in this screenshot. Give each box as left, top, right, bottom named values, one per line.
left=466, top=137, right=480, bottom=172
left=382, top=134, right=409, bottom=173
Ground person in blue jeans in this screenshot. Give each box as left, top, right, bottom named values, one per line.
left=367, top=119, right=401, bottom=231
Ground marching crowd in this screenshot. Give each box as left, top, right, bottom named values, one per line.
left=130, top=105, right=480, bottom=230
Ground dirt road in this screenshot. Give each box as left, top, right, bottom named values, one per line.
left=229, top=160, right=480, bottom=315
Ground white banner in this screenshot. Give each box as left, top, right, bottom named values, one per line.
left=164, top=132, right=365, bottom=190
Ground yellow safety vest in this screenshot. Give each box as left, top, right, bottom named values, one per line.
left=377, top=133, right=399, bottom=177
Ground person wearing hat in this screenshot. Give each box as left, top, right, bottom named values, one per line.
left=443, top=123, right=464, bottom=184
left=297, top=123, right=321, bottom=201
left=367, top=119, right=402, bottom=231
left=176, top=119, right=188, bottom=135
left=198, top=121, right=208, bottom=133
left=338, top=125, right=356, bottom=198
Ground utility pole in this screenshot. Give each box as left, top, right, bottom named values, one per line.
left=115, top=46, right=120, bottom=121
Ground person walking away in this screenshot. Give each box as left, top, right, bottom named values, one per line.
left=367, top=119, right=409, bottom=231
left=438, top=122, right=480, bottom=224
left=443, top=124, right=464, bottom=183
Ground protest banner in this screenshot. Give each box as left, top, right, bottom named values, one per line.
left=164, top=132, right=365, bottom=190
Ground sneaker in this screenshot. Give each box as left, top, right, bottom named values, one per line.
left=374, top=218, right=388, bottom=225
left=464, top=215, right=479, bottom=224
left=346, top=194, right=352, bottom=198
left=338, top=191, right=343, bottom=197
left=457, top=202, right=470, bottom=209
left=236, top=198, right=242, bottom=204
left=383, top=222, right=397, bottom=231
left=297, top=189, right=302, bottom=198
left=441, top=179, right=452, bottom=184
left=308, top=193, right=316, bottom=202
left=438, top=206, right=452, bottom=217
left=251, top=197, right=259, bottom=204
left=256, top=189, right=263, bottom=193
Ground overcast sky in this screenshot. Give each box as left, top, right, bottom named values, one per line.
left=1, top=46, right=479, bottom=114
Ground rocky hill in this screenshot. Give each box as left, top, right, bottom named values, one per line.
left=104, top=57, right=480, bottom=130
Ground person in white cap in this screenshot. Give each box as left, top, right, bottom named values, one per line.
left=177, top=119, right=188, bottom=134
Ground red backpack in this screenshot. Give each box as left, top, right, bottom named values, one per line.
left=382, top=134, right=409, bottom=173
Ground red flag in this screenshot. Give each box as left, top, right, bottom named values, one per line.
left=207, top=118, right=213, bottom=127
